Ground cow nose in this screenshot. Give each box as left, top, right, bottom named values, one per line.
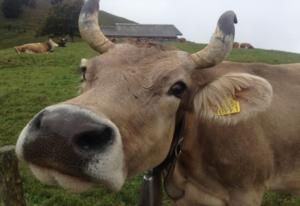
left=73, top=124, right=114, bottom=154
left=22, top=105, right=116, bottom=158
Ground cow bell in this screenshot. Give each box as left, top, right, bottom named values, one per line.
left=138, top=170, right=162, bottom=206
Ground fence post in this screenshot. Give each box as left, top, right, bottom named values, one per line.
left=0, top=145, right=26, bottom=206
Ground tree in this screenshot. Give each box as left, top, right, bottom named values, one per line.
left=50, top=0, right=64, bottom=6
left=1, top=0, right=23, bottom=18
left=22, top=0, right=36, bottom=8
left=38, top=0, right=83, bottom=40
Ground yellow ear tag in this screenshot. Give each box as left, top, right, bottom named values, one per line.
left=216, top=98, right=241, bottom=116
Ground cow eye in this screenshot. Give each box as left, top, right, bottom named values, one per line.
left=168, top=81, right=187, bottom=98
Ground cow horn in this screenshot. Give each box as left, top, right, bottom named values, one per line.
left=191, top=11, right=237, bottom=69
left=79, top=0, right=114, bottom=54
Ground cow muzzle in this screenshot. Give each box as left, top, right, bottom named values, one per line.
left=16, top=104, right=126, bottom=192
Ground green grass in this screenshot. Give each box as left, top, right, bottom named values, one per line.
left=166, top=41, right=300, bottom=64
left=1, top=41, right=300, bottom=205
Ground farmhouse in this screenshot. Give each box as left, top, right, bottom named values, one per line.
left=102, top=23, right=183, bottom=41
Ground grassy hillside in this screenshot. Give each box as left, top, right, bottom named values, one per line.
left=0, top=41, right=300, bottom=206
left=0, top=0, right=134, bottom=49
left=167, top=41, right=300, bottom=64
left=99, top=10, right=135, bottom=26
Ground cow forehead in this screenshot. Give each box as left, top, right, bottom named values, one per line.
left=86, top=44, right=195, bottom=79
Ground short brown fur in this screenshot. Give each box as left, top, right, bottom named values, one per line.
left=16, top=3, right=300, bottom=205
left=14, top=39, right=58, bottom=54
left=29, top=42, right=300, bottom=205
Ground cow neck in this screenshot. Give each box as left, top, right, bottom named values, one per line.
left=46, top=41, right=53, bottom=52
left=138, top=108, right=186, bottom=206
left=160, top=110, right=186, bottom=200
left=155, top=110, right=185, bottom=173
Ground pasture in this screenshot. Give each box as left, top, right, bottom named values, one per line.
left=1, top=41, right=300, bottom=206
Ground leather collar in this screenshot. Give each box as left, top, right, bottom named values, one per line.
left=138, top=109, right=186, bottom=206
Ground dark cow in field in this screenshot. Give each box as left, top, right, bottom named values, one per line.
left=56, top=37, right=68, bottom=47
left=240, top=42, right=255, bottom=49
left=16, top=0, right=300, bottom=205
left=233, top=42, right=240, bottom=48
left=233, top=42, right=254, bottom=49
left=14, top=38, right=58, bottom=54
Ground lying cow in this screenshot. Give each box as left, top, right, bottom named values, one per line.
left=14, top=38, right=58, bottom=54
left=56, top=37, right=68, bottom=47
left=16, top=0, right=300, bottom=205
left=240, top=42, right=255, bottom=49
left=233, top=42, right=240, bottom=48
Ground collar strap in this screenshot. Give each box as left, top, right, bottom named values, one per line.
left=138, top=114, right=186, bottom=206
left=155, top=116, right=185, bottom=172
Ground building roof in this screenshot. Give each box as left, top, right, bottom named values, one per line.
left=102, top=23, right=182, bottom=38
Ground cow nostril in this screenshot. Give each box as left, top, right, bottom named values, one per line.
left=31, top=111, right=44, bottom=129
left=73, top=126, right=114, bottom=154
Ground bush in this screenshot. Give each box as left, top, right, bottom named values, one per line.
left=1, top=0, right=23, bottom=18
left=22, top=0, right=36, bottom=8
left=50, top=0, right=64, bottom=5
left=38, top=0, right=83, bottom=40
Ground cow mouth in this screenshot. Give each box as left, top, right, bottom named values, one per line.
left=29, top=164, right=95, bottom=193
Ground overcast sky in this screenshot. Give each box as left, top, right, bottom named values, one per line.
left=100, top=0, right=300, bottom=53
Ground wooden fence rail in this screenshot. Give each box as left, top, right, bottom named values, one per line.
left=0, top=145, right=26, bottom=206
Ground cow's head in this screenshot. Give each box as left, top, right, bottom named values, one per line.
left=48, top=38, right=59, bottom=52
left=16, top=0, right=272, bottom=193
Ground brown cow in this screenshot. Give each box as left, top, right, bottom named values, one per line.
left=56, top=37, right=68, bottom=47
left=16, top=0, right=300, bottom=205
left=14, top=38, right=59, bottom=54
left=240, top=42, right=255, bottom=49
left=233, top=42, right=240, bottom=48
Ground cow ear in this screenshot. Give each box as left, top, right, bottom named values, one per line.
left=194, top=73, right=273, bottom=125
